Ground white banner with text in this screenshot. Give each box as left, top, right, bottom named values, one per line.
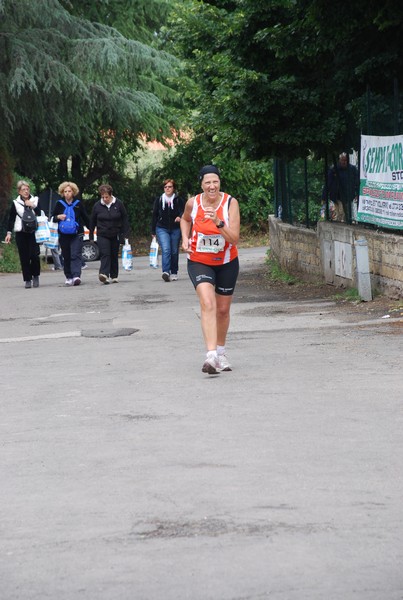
left=358, top=134, right=403, bottom=229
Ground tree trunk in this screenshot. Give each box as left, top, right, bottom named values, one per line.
left=0, top=148, right=14, bottom=222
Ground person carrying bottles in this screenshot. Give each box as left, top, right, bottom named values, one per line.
left=151, top=178, right=184, bottom=282
left=3, top=180, right=42, bottom=288
left=89, top=183, right=130, bottom=284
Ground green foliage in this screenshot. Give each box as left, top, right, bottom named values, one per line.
left=0, top=242, right=20, bottom=273
left=165, top=0, right=403, bottom=161
left=149, top=137, right=274, bottom=229
left=286, top=157, right=325, bottom=225
left=332, top=288, right=362, bottom=302
left=61, top=0, right=170, bottom=44
left=0, top=0, right=179, bottom=206
left=10, top=173, right=36, bottom=199
left=265, top=249, right=299, bottom=284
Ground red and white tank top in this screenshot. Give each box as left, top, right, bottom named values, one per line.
left=188, top=193, right=238, bottom=265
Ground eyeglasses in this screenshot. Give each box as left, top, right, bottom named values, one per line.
left=164, top=185, right=173, bottom=189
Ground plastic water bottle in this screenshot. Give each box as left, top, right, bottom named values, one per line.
left=149, top=238, right=159, bottom=268
left=122, top=239, right=133, bottom=271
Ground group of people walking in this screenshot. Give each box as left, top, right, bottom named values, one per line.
left=4, top=165, right=241, bottom=374
left=5, top=180, right=130, bottom=288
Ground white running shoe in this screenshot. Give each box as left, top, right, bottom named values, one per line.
left=99, top=274, right=109, bottom=284
left=202, top=355, right=219, bottom=374
left=73, top=277, right=81, bottom=286
left=217, top=354, right=232, bottom=371
left=171, top=274, right=178, bottom=281
left=65, top=278, right=73, bottom=286
left=162, top=272, right=170, bottom=282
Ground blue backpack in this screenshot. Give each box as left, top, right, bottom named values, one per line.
left=58, top=200, right=79, bottom=234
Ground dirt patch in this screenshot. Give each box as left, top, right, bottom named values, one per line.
left=236, top=265, right=403, bottom=322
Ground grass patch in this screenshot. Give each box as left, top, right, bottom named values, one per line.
left=0, top=243, right=20, bottom=273
left=264, top=249, right=299, bottom=284
left=331, top=288, right=361, bottom=302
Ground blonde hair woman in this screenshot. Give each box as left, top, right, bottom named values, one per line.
left=52, top=181, right=90, bottom=286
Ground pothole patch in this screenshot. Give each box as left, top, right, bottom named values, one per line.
left=124, top=296, right=172, bottom=306
left=81, top=327, right=139, bottom=338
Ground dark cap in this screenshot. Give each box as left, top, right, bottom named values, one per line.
left=199, top=164, right=220, bottom=183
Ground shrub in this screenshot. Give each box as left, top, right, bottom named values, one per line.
left=0, top=242, right=20, bottom=273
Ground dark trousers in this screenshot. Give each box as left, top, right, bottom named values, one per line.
left=97, top=236, right=120, bottom=278
left=59, top=233, right=83, bottom=279
left=15, top=231, right=40, bottom=282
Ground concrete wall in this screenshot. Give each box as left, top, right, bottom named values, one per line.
left=268, top=215, right=403, bottom=299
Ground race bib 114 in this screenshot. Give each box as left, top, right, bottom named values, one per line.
left=196, top=232, right=225, bottom=253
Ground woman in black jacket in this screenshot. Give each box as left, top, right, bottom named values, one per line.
left=90, top=184, right=130, bottom=284
left=151, top=178, right=184, bottom=282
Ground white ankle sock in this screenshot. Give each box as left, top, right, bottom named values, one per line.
left=217, top=345, right=225, bottom=356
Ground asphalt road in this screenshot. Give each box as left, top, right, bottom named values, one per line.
left=0, top=247, right=402, bottom=600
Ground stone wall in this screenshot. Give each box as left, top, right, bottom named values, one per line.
left=268, top=215, right=403, bottom=298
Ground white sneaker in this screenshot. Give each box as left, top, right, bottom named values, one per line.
left=171, top=274, right=178, bottom=281
left=65, top=278, right=73, bottom=286
left=218, top=354, right=232, bottom=371
left=73, top=277, right=81, bottom=286
left=202, top=355, right=219, bottom=374
left=111, top=278, right=119, bottom=283
left=162, top=272, right=170, bottom=282
left=99, top=274, right=109, bottom=284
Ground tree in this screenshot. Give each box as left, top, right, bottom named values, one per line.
left=164, top=0, right=403, bottom=161
left=60, top=0, right=171, bottom=44
left=0, top=0, right=178, bottom=217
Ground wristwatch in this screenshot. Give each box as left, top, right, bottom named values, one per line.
left=216, top=220, right=225, bottom=228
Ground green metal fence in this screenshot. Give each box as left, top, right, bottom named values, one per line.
left=274, top=80, right=403, bottom=232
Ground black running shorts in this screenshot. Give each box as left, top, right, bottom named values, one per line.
left=187, top=257, right=239, bottom=296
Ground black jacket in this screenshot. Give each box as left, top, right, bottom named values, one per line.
left=89, top=198, right=129, bottom=240
left=151, top=193, right=184, bottom=235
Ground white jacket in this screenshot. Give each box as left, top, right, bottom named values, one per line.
left=12, top=195, right=39, bottom=232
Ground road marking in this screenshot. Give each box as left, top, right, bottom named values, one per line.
left=0, top=331, right=81, bottom=343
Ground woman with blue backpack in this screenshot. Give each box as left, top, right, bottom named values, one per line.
left=52, top=181, right=90, bottom=286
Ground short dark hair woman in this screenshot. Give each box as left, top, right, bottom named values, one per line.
left=89, top=184, right=130, bottom=284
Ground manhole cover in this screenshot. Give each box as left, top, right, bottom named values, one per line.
left=81, top=328, right=139, bottom=338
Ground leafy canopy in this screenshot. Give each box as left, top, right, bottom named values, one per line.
left=0, top=0, right=179, bottom=199
left=165, top=0, right=403, bottom=160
